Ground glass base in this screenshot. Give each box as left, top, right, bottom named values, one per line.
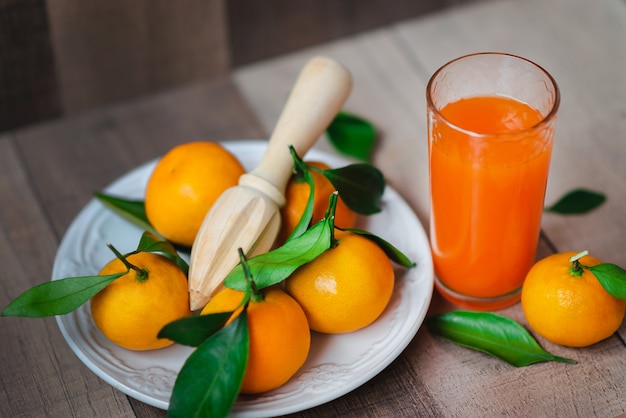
left=434, top=276, right=521, bottom=311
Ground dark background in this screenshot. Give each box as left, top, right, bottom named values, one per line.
left=0, top=0, right=479, bottom=132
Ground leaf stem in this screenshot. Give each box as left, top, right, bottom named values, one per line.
left=288, top=145, right=308, bottom=177
left=324, top=192, right=339, bottom=248
left=305, top=162, right=325, bottom=175
left=106, top=243, right=148, bottom=282
left=238, top=248, right=262, bottom=304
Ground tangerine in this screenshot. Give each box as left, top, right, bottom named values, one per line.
left=91, top=252, right=191, bottom=350
left=521, top=251, right=626, bottom=347
left=285, top=230, right=394, bottom=334
left=201, top=287, right=310, bottom=394
left=278, top=161, right=357, bottom=244
left=145, top=141, right=245, bottom=247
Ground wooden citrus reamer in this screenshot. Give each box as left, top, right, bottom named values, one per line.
left=188, top=56, right=353, bottom=310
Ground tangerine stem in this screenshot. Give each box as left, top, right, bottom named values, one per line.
left=106, top=243, right=149, bottom=282
left=569, top=250, right=589, bottom=277
left=250, top=282, right=263, bottom=303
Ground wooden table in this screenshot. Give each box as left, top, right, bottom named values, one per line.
left=2, top=0, right=626, bottom=416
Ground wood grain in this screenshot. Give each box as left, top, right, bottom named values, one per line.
left=45, top=0, right=229, bottom=115
left=0, top=0, right=61, bottom=130
left=227, top=0, right=446, bottom=66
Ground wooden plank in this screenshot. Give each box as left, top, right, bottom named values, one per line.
left=227, top=0, right=445, bottom=66
left=46, top=0, right=229, bottom=115
left=141, top=1, right=230, bottom=87
left=0, top=136, right=135, bottom=417
left=0, top=0, right=61, bottom=130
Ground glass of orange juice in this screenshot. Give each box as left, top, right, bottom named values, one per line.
left=426, top=52, right=560, bottom=310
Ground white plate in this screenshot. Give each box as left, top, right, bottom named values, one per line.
left=52, top=139, right=433, bottom=417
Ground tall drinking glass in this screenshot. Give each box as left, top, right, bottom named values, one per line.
left=427, top=52, right=560, bottom=310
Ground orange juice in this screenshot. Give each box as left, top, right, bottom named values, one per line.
left=429, top=95, right=554, bottom=310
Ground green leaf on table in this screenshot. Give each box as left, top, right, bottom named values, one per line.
left=136, top=231, right=189, bottom=275
left=326, top=111, right=377, bottom=162
left=94, top=192, right=157, bottom=234
left=225, top=217, right=333, bottom=291
left=167, top=312, right=249, bottom=418
left=545, top=189, right=606, bottom=214
left=341, top=227, right=415, bottom=268
left=427, top=311, right=576, bottom=367
left=319, top=164, right=385, bottom=215
left=158, top=312, right=232, bottom=347
left=1, top=273, right=124, bottom=317
left=587, top=263, right=626, bottom=300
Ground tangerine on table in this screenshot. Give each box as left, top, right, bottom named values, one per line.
left=201, top=286, right=311, bottom=394
left=278, top=161, right=357, bottom=244
left=521, top=251, right=626, bottom=347
left=91, top=252, right=191, bottom=351
left=145, top=141, right=246, bottom=247
left=285, top=230, right=394, bottom=334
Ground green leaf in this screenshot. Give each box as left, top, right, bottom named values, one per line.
left=326, top=111, right=377, bottom=162
left=588, top=263, right=626, bottom=300
left=136, top=231, right=189, bottom=275
left=320, top=164, right=385, bottom=215
left=168, top=312, right=249, bottom=418
left=341, top=227, right=415, bottom=268
left=225, top=216, right=333, bottom=291
left=94, top=192, right=158, bottom=235
left=1, top=273, right=124, bottom=317
left=158, top=312, right=232, bottom=347
left=545, top=189, right=606, bottom=214
left=287, top=146, right=316, bottom=242
left=427, top=311, right=576, bottom=367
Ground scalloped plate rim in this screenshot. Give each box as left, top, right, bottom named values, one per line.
left=52, top=139, right=434, bottom=417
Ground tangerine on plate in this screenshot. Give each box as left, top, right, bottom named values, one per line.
left=145, top=141, right=245, bottom=247
left=278, top=161, right=357, bottom=244
left=201, top=287, right=311, bottom=394
left=91, top=252, right=191, bottom=351
left=521, top=251, right=626, bottom=347
left=285, top=230, right=395, bottom=334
